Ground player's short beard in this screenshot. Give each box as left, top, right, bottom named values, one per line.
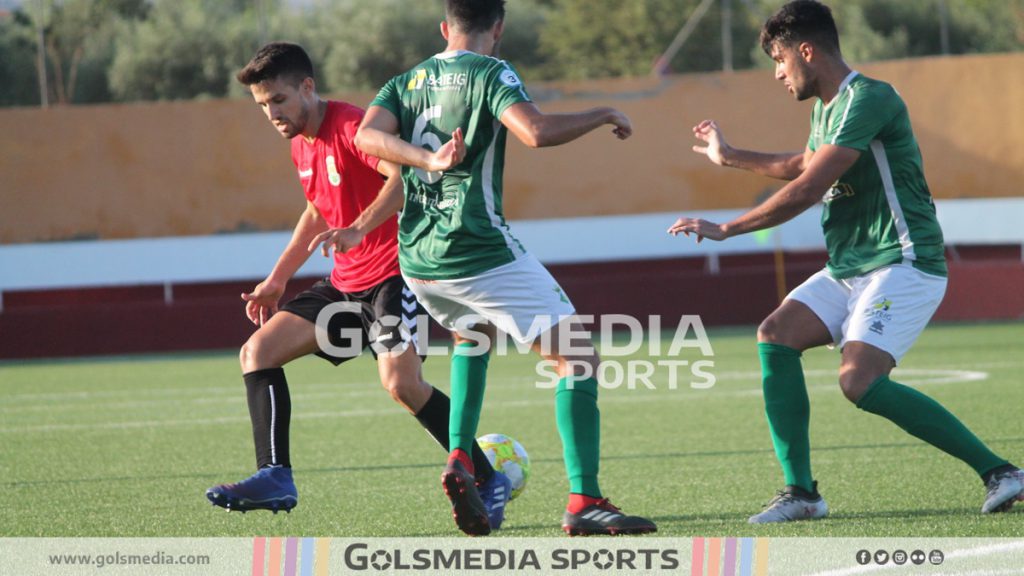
left=290, top=99, right=311, bottom=136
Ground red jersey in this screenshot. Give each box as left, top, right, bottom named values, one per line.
left=291, top=101, right=400, bottom=292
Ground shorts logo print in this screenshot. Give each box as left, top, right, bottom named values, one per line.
left=553, top=286, right=569, bottom=304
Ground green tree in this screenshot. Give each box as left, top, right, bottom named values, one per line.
left=108, top=0, right=263, bottom=101
left=0, top=11, right=39, bottom=106
left=539, top=0, right=762, bottom=80
left=271, top=0, right=548, bottom=93
left=0, top=0, right=147, bottom=106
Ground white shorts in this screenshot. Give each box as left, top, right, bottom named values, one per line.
left=786, top=263, right=947, bottom=363
left=402, top=254, right=576, bottom=345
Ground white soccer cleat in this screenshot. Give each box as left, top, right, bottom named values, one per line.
left=749, top=481, right=829, bottom=524
left=981, top=468, right=1024, bottom=514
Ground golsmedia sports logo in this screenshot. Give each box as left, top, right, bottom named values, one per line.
left=342, top=542, right=680, bottom=571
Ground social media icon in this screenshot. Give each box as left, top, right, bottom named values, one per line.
left=910, top=550, right=926, bottom=565
left=930, top=550, right=945, bottom=565
left=874, top=550, right=889, bottom=565
left=892, top=550, right=907, bottom=565
left=856, top=550, right=871, bottom=565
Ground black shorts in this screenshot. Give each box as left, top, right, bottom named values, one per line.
left=281, top=275, right=426, bottom=366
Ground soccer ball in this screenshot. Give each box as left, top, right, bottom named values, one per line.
left=477, top=433, right=530, bottom=500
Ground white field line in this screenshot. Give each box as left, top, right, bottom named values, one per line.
left=0, top=369, right=989, bottom=434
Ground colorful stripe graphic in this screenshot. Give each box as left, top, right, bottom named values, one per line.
left=691, top=537, right=705, bottom=576
left=692, top=537, right=769, bottom=576
left=253, top=538, right=330, bottom=576
left=268, top=538, right=281, bottom=576
left=251, top=537, right=265, bottom=576
left=724, top=538, right=737, bottom=576
left=284, top=538, right=298, bottom=576
left=300, top=538, right=314, bottom=576
left=707, top=538, right=722, bottom=576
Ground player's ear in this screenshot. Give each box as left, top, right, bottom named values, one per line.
left=441, top=20, right=450, bottom=41
left=493, top=19, right=505, bottom=42
left=798, top=42, right=814, bottom=63
left=301, top=76, right=315, bottom=96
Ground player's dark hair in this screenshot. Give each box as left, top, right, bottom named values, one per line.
left=236, top=42, right=315, bottom=87
left=445, top=0, right=506, bottom=34
left=760, top=0, right=841, bottom=57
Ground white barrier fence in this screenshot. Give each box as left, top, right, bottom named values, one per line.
left=1, top=198, right=1021, bottom=308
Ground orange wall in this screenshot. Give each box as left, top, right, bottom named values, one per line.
left=2, top=53, right=1023, bottom=244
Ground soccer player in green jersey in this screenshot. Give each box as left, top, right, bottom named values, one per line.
left=355, top=0, right=656, bottom=536
left=670, top=0, right=1022, bottom=523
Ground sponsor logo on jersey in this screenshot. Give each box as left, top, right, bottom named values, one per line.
left=822, top=182, right=855, bottom=203
left=499, top=69, right=522, bottom=88
left=407, top=69, right=427, bottom=90
left=437, top=196, right=458, bottom=210
left=408, top=191, right=458, bottom=210
left=408, top=70, right=468, bottom=92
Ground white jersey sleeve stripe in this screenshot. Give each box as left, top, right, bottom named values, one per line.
left=830, top=86, right=856, bottom=145
left=870, top=140, right=916, bottom=261
left=481, top=119, right=525, bottom=257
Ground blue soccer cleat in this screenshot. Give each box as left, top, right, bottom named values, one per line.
left=205, top=466, right=298, bottom=513
left=477, top=471, right=513, bottom=530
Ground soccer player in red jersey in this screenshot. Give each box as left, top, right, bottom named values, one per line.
left=205, top=43, right=511, bottom=525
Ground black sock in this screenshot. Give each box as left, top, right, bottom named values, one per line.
left=244, top=368, right=291, bottom=469
left=981, top=463, right=1018, bottom=485
left=415, top=387, right=494, bottom=482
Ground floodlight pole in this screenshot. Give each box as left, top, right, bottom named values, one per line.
left=35, top=0, right=49, bottom=108
left=722, top=0, right=733, bottom=73
left=652, top=0, right=716, bottom=76
left=256, top=0, right=268, bottom=46
left=938, top=0, right=951, bottom=55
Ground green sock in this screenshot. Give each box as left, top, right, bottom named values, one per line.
left=555, top=376, right=602, bottom=497
left=449, top=342, right=489, bottom=455
left=857, top=376, right=1008, bottom=477
left=758, top=343, right=814, bottom=492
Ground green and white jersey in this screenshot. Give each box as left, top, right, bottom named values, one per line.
left=809, top=72, right=946, bottom=279
left=370, top=50, right=531, bottom=280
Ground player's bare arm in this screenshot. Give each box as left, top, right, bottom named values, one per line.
left=355, top=107, right=466, bottom=172
left=668, top=144, right=859, bottom=242
left=500, top=102, right=631, bottom=148
left=692, top=119, right=810, bottom=180
left=242, top=200, right=327, bottom=325
left=308, top=160, right=406, bottom=257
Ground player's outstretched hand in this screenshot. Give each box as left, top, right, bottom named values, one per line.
left=427, top=127, right=466, bottom=173
left=609, top=110, right=633, bottom=140
left=308, top=227, right=365, bottom=257
left=667, top=217, right=729, bottom=243
left=692, top=119, right=730, bottom=166
left=241, top=280, right=284, bottom=327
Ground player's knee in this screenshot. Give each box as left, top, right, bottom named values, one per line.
left=239, top=334, right=274, bottom=373
left=838, top=367, right=875, bottom=403
left=757, top=316, right=782, bottom=344
left=380, top=371, right=421, bottom=405
left=555, top=353, right=600, bottom=379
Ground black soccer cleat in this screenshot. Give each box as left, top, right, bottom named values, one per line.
left=562, top=499, right=657, bottom=536
left=441, top=460, right=491, bottom=536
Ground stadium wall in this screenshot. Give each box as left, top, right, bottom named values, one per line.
left=1, top=53, right=1023, bottom=244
